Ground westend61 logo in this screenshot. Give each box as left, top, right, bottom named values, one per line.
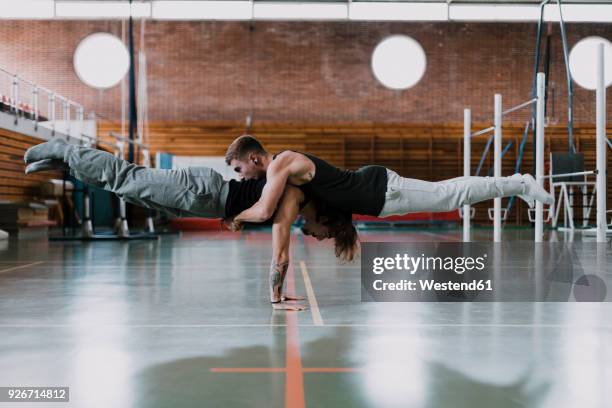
left=370, top=252, right=491, bottom=294
left=361, top=242, right=610, bottom=302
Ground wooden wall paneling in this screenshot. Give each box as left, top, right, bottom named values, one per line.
left=0, top=128, right=62, bottom=203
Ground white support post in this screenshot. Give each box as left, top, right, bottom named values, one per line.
left=463, top=108, right=471, bottom=242
left=113, top=139, right=130, bottom=238
left=31, top=86, right=39, bottom=124
left=49, top=93, right=56, bottom=134
left=76, top=106, right=84, bottom=145
left=494, top=94, right=502, bottom=242
left=89, top=111, right=98, bottom=145
left=11, top=75, right=18, bottom=121
left=535, top=73, right=546, bottom=242
left=63, top=100, right=70, bottom=137
left=596, top=43, right=607, bottom=243
left=142, top=148, right=155, bottom=234
left=142, top=148, right=151, bottom=168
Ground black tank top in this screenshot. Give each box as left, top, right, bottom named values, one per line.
left=285, top=152, right=387, bottom=216
left=224, top=178, right=310, bottom=224
left=224, top=178, right=268, bottom=220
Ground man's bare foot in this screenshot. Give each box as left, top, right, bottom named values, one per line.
left=272, top=302, right=307, bottom=311
left=282, top=294, right=305, bottom=301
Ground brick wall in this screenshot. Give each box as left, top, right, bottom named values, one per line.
left=0, top=21, right=610, bottom=124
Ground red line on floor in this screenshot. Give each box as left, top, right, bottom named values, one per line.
left=285, top=263, right=305, bottom=408
left=211, top=367, right=364, bottom=373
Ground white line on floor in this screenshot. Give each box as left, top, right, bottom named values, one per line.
left=0, top=323, right=611, bottom=329
left=0, top=261, right=44, bottom=274
left=299, top=260, right=324, bottom=326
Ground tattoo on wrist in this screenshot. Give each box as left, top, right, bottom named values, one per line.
left=270, top=261, right=289, bottom=301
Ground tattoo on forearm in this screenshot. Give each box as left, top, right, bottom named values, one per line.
left=269, top=261, right=289, bottom=302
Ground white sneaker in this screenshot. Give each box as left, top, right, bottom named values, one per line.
left=509, top=173, right=535, bottom=208
left=520, top=173, right=554, bottom=205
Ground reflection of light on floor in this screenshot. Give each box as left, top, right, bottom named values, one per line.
left=362, top=333, right=426, bottom=408
left=68, top=279, right=133, bottom=408
left=355, top=303, right=548, bottom=406
left=360, top=304, right=427, bottom=408
left=71, top=346, right=133, bottom=407
left=549, top=304, right=610, bottom=407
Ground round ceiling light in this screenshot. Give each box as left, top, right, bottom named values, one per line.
left=371, top=35, right=426, bottom=91
left=74, top=33, right=130, bottom=89
left=569, top=36, right=612, bottom=90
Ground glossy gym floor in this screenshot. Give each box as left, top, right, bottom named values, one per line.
left=0, top=228, right=611, bottom=408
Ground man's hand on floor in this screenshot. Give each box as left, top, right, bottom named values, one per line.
left=272, top=301, right=307, bottom=311
left=282, top=294, right=305, bottom=301
left=223, top=217, right=243, bottom=232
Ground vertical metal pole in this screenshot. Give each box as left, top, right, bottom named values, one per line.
left=89, top=111, right=98, bottom=145
left=535, top=73, right=545, bottom=242
left=113, top=140, right=129, bottom=238
left=463, top=108, right=471, bottom=242
left=11, top=75, right=18, bottom=123
left=142, top=148, right=155, bottom=234
left=76, top=106, right=84, bottom=143
left=49, top=93, right=56, bottom=135
left=82, top=188, right=94, bottom=238
left=596, top=43, right=607, bottom=243
left=32, top=86, right=39, bottom=125
left=494, top=94, right=502, bottom=242
left=531, top=1, right=549, bottom=174
left=534, top=72, right=545, bottom=304
left=63, top=100, right=70, bottom=137
left=557, top=0, right=575, bottom=153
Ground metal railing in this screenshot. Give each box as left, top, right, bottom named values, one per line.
left=0, top=66, right=93, bottom=142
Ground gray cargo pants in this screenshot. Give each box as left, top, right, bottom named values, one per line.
left=64, top=146, right=229, bottom=218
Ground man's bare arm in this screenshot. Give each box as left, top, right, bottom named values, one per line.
left=269, top=186, right=306, bottom=311
left=234, top=153, right=294, bottom=223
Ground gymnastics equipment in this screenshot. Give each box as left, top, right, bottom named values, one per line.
left=462, top=73, right=546, bottom=242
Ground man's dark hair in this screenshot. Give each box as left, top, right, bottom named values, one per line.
left=309, top=201, right=359, bottom=262
left=225, top=134, right=267, bottom=165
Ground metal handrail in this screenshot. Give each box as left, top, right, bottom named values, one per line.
left=109, top=131, right=150, bottom=149
left=471, top=126, right=495, bottom=138
left=541, top=170, right=597, bottom=179
left=502, top=98, right=537, bottom=116
left=471, top=98, right=536, bottom=139
left=0, top=64, right=94, bottom=142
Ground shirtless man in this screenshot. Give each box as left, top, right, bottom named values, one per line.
left=24, top=138, right=357, bottom=310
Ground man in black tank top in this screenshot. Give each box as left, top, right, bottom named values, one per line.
left=225, top=134, right=553, bottom=223
left=25, top=138, right=356, bottom=310
left=223, top=134, right=553, bottom=308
